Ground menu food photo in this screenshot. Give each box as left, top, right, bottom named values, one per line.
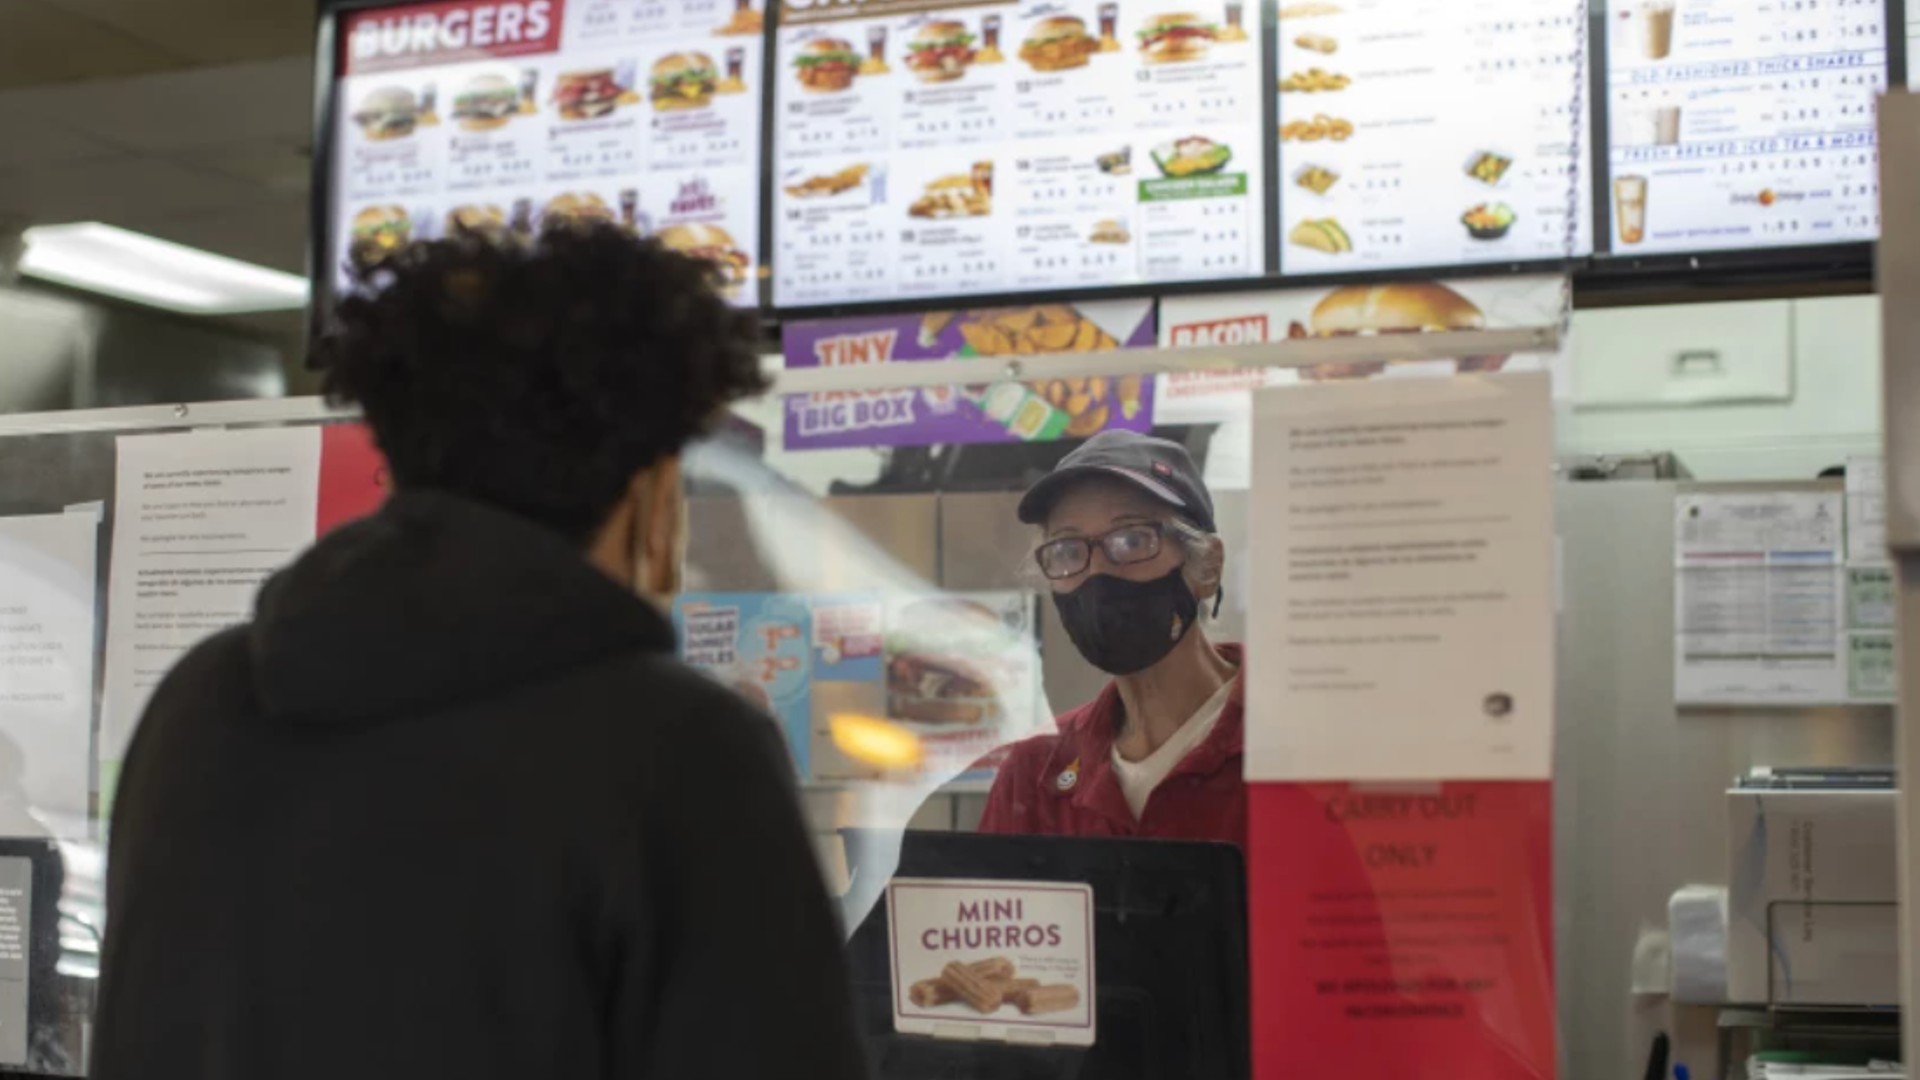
left=1275, top=0, right=1591, bottom=276
left=330, top=0, right=765, bottom=304
left=1603, top=0, right=1885, bottom=257
left=771, top=0, right=1267, bottom=306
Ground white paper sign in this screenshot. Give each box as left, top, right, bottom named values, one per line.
left=1246, top=372, right=1556, bottom=782
left=1846, top=456, right=1888, bottom=567
left=102, top=429, right=322, bottom=766
left=887, top=878, right=1095, bottom=1046
left=1673, top=491, right=1846, bottom=706
left=0, top=514, right=100, bottom=835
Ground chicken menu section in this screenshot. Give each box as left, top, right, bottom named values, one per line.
left=1275, top=0, right=1591, bottom=276
left=331, top=0, right=764, bottom=303
left=1603, top=0, right=1885, bottom=257
left=771, top=0, right=1267, bottom=306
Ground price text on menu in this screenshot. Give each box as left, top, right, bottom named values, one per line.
left=770, top=0, right=1268, bottom=306
left=330, top=0, right=766, bottom=305
left=1274, top=0, right=1592, bottom=275
left=1604, top=0, right=1885, bottom=256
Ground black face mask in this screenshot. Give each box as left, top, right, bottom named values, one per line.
left=1053, top=568, right=1199, bottom=677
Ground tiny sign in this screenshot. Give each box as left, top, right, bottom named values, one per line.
left=887, top=878, right=1096, bottom=1046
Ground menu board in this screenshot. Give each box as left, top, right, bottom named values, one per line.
left=769, top=0, right=1267, bottom=307
left=1275, top=0, right=1592, bottom=276
left=1909, top=6, right=1920, bottom=89
left=1602, top=0, right=1886, bottom=257
left=328, top=0, right=766, bottom=304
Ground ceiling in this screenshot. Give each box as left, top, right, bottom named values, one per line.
left=0, top=0, right=320, bottom=341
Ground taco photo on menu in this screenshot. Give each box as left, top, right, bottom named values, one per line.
left=794, top=37, right=861, bottom=92
left=1019, top=15, right=1098, bottom=72
left=907, top=20, right=978, bottom=83
left=451, top=74, right=520, bottom=131
left=1138, top=12, right=1216, bottom=64
left=658, top=223, right=751, bottom=297
left=554, top=68, right=625, bottom=120
left=352, top=86, right=421, bottom=141
left=651, top=52, right=718, bottom=110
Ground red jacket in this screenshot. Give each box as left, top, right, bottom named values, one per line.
left=979, top=644, right=1246, bottom=847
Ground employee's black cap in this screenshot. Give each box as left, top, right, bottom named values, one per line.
left=1017, top=430, right=1216, bottom=533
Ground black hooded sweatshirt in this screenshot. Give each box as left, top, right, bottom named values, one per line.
left=92, top=491, right=868, bottom=1080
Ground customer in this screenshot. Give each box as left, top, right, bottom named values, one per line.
left=92, top=228, right=868, bottom=1080
left=980, top=431, right=1245, bottom=846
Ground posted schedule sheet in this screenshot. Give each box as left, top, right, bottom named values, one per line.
left=0, top=514, right=99, bottom=835
left=1246, top=372, right=1554, bottom=783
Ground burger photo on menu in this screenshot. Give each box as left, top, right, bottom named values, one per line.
left=794, top=37, right=862, bottom=92
left=445, top=204, right=507, bottom=237
left=1151, top=136, right=1231, bottom=178
left=1019, top=15, right=1098, bottom=72
left=650, top=52, right=718, bottom=111
left=1137, top=12, right=1216, bottom=64
left=657, top=223, right=751, bottom=298
left=352, top=86, right=422, bottom=141
left=541, top=192, right=618, bottom=231
left=451, top=74, right=521, bottom=131
left=885, top=598, right=1024, bottom=728
left=907, top=20, right=978, bottom=83
left=349, top=206, right=413, bottom=271
left=1287, top=282, right=1501, bottom=380
left=554, top=68, right=631, bottom=121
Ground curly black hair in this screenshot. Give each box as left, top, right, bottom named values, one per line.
left=315, top=226, right=768, bottom=545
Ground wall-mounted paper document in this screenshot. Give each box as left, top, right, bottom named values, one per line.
left=1674, top=490, right=1845, bottom=706
left=0, top=514, right=99, bottom=836
left=102, top=430, right=321, bottom=767
left=1246, top=373, right=1555, bottom=782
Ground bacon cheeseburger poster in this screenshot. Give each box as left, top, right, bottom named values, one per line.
left=781, top=300, right=1156, bottom=450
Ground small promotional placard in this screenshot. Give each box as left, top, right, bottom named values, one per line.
left=887, top=878, right=1096, bottom=1046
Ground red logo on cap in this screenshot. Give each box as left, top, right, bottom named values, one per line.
left=1151, top=461, right=1174, bottom=478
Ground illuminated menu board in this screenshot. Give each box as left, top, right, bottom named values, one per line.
left=328, top=0, right=766, bottom=304
left=1602, top=0, right=1885, bottom=257
left=769, top=0, right=1268, bottom=307
left=1275, top=0, right=1592, bottom=276
left=1909, top=6, right=1920, bottom=89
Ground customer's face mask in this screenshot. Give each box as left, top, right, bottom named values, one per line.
left=1053, top=568, right=1198, bottom=676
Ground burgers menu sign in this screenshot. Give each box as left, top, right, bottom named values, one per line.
left=328, top=0, right=765, bottom=304
left=770, top=0, right=1267, bottom=306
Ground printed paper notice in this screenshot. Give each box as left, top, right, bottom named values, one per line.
left=0, top=514, right=99, bottom=834
left=1674, top=491, right=1845, bottom=705
left=887, top=878, right=1095, bottom=1047
left=1846, top=456, right=1887, bottom=566
left=103, top=429, right=322, bottom=764
left=1246, top=372, right=1555, bottom=782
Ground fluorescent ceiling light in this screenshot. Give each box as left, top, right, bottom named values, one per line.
left=19, top=223, right=309, bottom=316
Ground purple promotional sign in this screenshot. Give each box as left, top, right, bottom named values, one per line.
left=783, top=300, right=1157, bottom=451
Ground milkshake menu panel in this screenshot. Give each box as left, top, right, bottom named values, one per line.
left=1276, top=0, right=1591, bottom=275
left=331, top=0, right=765, bottom=304
left=1604, top=0, right=1886, bottom=256
left=772, top=0, right=1267, bottom=306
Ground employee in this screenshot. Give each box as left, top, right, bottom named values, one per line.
left=980, top=431, right=1246, bottom=846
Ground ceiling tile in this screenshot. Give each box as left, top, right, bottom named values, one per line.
left=0, top=156, right=270, bottom=225
left=0, top=57, right=314, bottom=153
left=193, top=140, right=314, bottom=196
left=0, top=106, right=121, bottom=171
left=0, top=1, right=188, bottom=90
left=119, top=197, right=312, bottom=274
left=38, top=0, right=316, bottom=68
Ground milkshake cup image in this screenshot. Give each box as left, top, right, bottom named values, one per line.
left=1642, top=1, right=1675, bottom=60
left=1652, top=105, right=1681, bottom=145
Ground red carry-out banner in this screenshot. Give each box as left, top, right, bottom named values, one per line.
left=1248, top=781, right=1555, bottom=1080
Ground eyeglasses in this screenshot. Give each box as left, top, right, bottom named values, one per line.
left=1034, top=521, right=1197, bottom=581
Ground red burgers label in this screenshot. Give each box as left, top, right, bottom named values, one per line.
left=342, top=0, right=565, bottom=75
left=1168, top=314, right=1269, bottom=349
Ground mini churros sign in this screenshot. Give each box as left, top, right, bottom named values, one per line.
left=887, top=878, right=1096, bottom=1046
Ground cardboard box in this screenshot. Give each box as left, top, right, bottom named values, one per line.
left=1726, top=786, right=1898, bottom=1006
